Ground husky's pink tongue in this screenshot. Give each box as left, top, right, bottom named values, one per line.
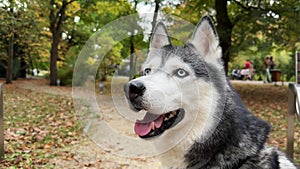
left=134, top=114, right=164, bottom=136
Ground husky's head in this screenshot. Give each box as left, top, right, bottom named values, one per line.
left=124, top=16, right=224, bottom=141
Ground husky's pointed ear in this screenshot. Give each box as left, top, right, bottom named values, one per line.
left=150, top=22, right=171, bottom=49
left=190, top=16, right=222, bottom=61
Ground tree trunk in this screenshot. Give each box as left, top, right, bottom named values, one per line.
left=129, top=36, right=135, bottom=80
left=49, top=0, right=69, bottom=85
left=6, top=4, right=14, bottom=84
left=215, top=0, right=233, bottom=75
left=6, top=34, right=14, bottom=84
left=50, top=31, right=59, bottom=85
left=150, top=0, right=160, bottom=36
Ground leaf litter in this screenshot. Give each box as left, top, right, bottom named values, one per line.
left=0, top=79, right=299, bottom=168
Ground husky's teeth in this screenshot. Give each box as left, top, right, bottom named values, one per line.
left=164, top=117, right=168, bottom=121
left=152, top=122, right=155, bottom=130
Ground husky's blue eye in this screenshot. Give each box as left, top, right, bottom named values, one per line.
left=144, top=68, right=151, bottom=76
left=175, top=68, right=189, bottom=78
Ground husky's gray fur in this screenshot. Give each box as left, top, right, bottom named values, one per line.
left=124, top=16, right=297, bottom=169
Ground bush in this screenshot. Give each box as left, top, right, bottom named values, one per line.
left=289, top=75, right=296, bottom=82
left=58, top=66, right=74, bottom=86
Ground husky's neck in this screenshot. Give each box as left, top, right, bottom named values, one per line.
left=184, top=80, right=271, bottom=168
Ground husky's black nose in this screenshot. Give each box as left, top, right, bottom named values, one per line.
left=128, top=81, right=145, bottom=98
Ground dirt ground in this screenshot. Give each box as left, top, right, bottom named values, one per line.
left=2, top=78, right=299, bottom=168
left=11, top=78, right=161, bottom=169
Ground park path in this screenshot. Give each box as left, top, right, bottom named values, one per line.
left=13, top=78, right=292, bottom=168
left=14, top=78, right=161, bottom=169
left=230, top=79, right=290, bottom=86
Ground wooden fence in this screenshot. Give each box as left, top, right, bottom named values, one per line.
left=286, top=51, right=300, bottom=159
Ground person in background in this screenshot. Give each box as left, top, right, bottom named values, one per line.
left=270, top=56, right=275, bottom=70
left=231, top=67, right=241, bottom=80
left=241, top=59, right=252, bottom=80
left=248, top=61, right=254, bottom=80
left=264, top=56, right=272, bottom=83
left=244, top=59, right=251, bottom=69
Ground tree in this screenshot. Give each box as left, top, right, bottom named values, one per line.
left=48, top=0, right=76, bottom=85
left=7, top=7, right=14, bottom=84
left=150, top=0, right=161, bottom=36
left=0, top=0, right=39, bottom=83
left=56, top=0, right=145, bottom=84
left=93, top=1, right=144, bottom=81
left=0, top=0, right=18, bottom=84
left=215, top=0, right=233, bottom=74
left=165, top=0, right=300, bottom=75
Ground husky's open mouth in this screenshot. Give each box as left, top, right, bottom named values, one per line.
left=134, top=108, right=185, bottom=139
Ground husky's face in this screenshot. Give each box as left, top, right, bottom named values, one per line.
left=124, top=16, right=223, bottom=141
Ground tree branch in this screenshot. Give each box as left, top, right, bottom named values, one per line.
left=232, top=0, right=250, bottom=11
left=66, top=0, right=76, bottom=6
left=55, top=0, right=75, bottom=31
left=49, top=0, right=56, bottom=31
left=19, top=63, right=29, bottom=71
left=258, top=0, right=261, bottom=8
left=231, top=0, right=263, bottom=11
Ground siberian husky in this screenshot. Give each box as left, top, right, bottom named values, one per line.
left=124, top=16, right=297, bottom=169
